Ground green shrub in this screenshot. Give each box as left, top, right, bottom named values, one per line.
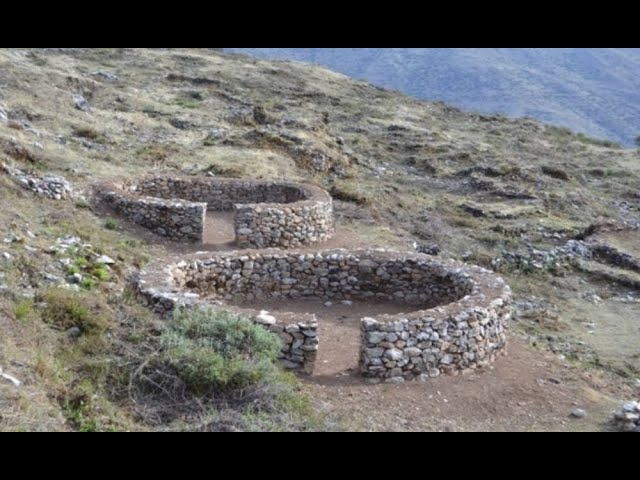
left=14, top=299, right=34, bottom=321
left=80, top=278, right=97, bottom=290
left=104, top=218, right=119, bottom=231
left=89, top=265, right=110, bottom=282
left=161, top=308, right=282, bottom=394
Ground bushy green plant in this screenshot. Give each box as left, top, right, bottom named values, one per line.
left=104, top=218, right=119, bottom=231
left=160, top=308, right=282, bottom=394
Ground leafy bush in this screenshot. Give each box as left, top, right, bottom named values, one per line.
left=104, top=218, right=119, bottom=231
left=124, top=307, right=331, bottom=429
left=160, top=308, right=282, bottom=394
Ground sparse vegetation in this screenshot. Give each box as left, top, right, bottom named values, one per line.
left=71, top=126, right=104, bottom=142
left=38, top=289, right=109, bottom=336
left=104, top=218, right=119, bottom=230
left=330, top=182, right=372, bottom=207
left=160, top=308, right=282, bottom=393
left=14, top=299, right=34, bottom=322
left=124, top=308, right=324, bottom=430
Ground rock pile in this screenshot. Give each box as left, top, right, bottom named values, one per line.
left=494, top=240, right=592, bottom=272
left=1, top=162, right=71, bottom=200
left=611, top=401, right=640, bottom=432
left=495, top=238, right=640, bottom=276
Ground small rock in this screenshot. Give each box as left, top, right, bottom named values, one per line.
left=57, top=236, right=82, bottom=247
left=385, top=377, right=405, bottom=384
left=416, top=243, right=441, bottom=256
left=93, top=71, right=119, bottom=82
left=255, top=314, right=276, bottom=325
left=385, top=348, right=403, bottom=361
left=570, top=409, right=587, bottom=419
left=440, top=354, right=454, bottom=365
left=341, top=300, right=353, bottom=306
left=67, top=326, right=82, bottom=339
left=0, top=368, right=21, bottom=387
left=73, top=94, right=90, bottom=112
left=67, top=273, right=83, bottom=284
left=95, top=255, right=115, bottom=265
left=324, top=301, right=333, bottom=307
left=4, top=234, right=22, bottom=244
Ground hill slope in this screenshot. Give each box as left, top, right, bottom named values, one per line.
left=232, top=48, right=640, bottom=146
left=0, top=48, right=638, bottom=431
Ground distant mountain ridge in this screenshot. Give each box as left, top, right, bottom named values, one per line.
left=231, top=48, right=640, bottom=146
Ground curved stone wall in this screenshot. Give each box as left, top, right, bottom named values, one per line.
left=133, top=249, right=511, bottom=379
left=98, top=188, right=206, bottom=242
left=95, top=176, right=334, bottom=248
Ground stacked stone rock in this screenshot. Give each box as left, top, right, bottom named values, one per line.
left=1, top=163, right=71, bottom=200
left=96, top=176, right=334, bottom=248
left=98, top=189, right=205, bottom=242
left=134, top=249, right=511, bottom=378
left=612, top=401, right=640, bottom=432
left=495, top=239, right=640, bottom=275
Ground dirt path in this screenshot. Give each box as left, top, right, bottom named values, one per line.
left=202, top=211, right=236, bottom=251
left=229, top=299, right=622, bottom=432
left=304, top=337, right=621, bottom=432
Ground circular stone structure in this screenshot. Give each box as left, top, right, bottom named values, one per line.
left=95, top=176, right=334, bottom=249
left=133, top=249, right=512, bottom=382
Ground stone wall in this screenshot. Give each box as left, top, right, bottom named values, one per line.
left=175, top=250, right=474, bottom=305
left=360, top=293, right=510, bottom=384
left=97, top=187, right=205, bottom=242
left=133, top=249, right=511, bottom=378
left=96, top=176, right=334, bottom=248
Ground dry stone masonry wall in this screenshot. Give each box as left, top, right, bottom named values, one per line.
left=133, top=249, right=511, bottom=378
left=98, top=188, right=206, bottom=242
left=95, top=176, right=333, bottom=247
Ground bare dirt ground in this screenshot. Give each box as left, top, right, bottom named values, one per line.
left=202, top=211, right=236, bottom=251
left=233, top=296, right=624, bottom=431
left=305, top=338, right=622, bottom=432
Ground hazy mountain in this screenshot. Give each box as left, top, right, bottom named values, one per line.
left=231, top=48, right=640, bottom=146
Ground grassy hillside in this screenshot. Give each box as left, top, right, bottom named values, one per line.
left=232, top=48, right=640, bottom=146
left=0, top=48, right=638, bottom=431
